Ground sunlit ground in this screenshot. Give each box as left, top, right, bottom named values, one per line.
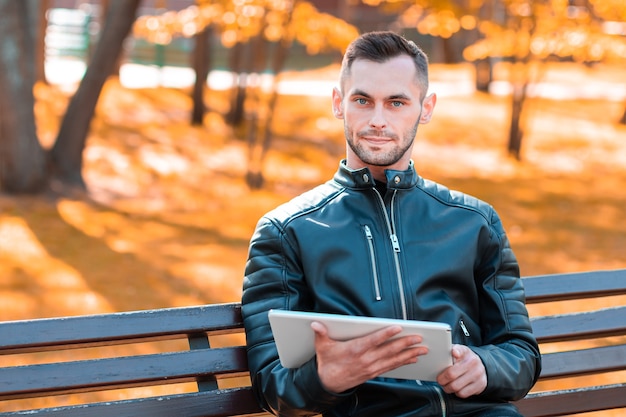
left=1, top=62, right=626, bottom=415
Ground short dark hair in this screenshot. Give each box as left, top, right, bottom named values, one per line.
left=340, top=31, right=429, bottom=96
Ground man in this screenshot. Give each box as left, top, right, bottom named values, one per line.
left=242, top=31, right=541, bottom=417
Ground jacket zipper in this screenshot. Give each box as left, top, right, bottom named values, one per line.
left=416, top=380, right=447, bottom=417
left=363, top=225, right=382, bottom=301
left=375, top=188, right=445, bottom=416
left=434, top=385, right=447, bottom=417
left=388, top=190, right=407, bottom=319
left=459, top=319, right=470, bottom=337
left=373, top=189, right=408, bottom=319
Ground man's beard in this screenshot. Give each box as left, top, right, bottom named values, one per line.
left=345, top=122, right=419, bottom=167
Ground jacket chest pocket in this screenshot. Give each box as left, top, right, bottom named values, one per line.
left=363, top=225, right=383, bottom=301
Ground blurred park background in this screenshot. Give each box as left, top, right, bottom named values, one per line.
left=0, top=0, right=625, bottom=414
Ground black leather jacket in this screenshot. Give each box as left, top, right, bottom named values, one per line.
left=242, top=160, right=541, bottom=417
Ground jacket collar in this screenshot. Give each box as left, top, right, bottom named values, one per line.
left=333, top=159, right=419, bottom=190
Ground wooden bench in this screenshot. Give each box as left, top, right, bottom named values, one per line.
left=1, top=269, right=625, bottom=416
left=515, top=268, right=626, bottom=417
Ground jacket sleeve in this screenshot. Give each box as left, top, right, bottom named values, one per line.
left=241, top=216, right=351, bottom=416
left=471, top=208, right=542, bottom=401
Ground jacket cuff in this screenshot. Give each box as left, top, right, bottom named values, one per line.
left=469, top=344, right=532, bottom=401
left=296, top=356, right=355, bottom=409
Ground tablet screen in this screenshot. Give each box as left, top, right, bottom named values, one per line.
left=268, top=309, right=452, bottom=381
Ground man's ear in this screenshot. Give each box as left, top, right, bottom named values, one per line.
left=419, top=93, right=437, bottom=124
left=332, top=87, right=344, bottom=119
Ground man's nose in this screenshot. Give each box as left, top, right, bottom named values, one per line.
left=369, top=105, right=387, bottom=129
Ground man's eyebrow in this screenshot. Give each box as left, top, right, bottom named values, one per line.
left=350, top=89, right=372, bottom=98
left=388, top=93, right=411, bottom=101
left=350, top=89, right=411, bottom=101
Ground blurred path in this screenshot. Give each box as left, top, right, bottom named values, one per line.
left=45, top=58, right=626, bottom=100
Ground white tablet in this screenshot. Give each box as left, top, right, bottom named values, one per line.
left=268, top=309, right=452, bottom=381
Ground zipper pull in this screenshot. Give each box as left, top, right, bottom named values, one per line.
left=364, top=225, right=373, bottom=240
left=459, top=319, right=470, bottom=337
left=390, top=234, right=401, bottom=252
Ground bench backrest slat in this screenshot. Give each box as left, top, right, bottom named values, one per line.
left=530, top=306, right=626, bottom=343
left=0, top=347, right=249, bottom=401
left=0, top=388, right=265, bottom=417
left=539, top=344, right=626, bottom=379
left=522, top=269, right=626, bottom=303
left=0, top=303, right=244, bottom=355
left=516, top=383, right=626, bottom=417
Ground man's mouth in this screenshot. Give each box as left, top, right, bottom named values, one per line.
left=360, top=133, right=395, bottom=144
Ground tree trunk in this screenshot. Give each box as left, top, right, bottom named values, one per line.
left=245, top=33, right=270, bottom=189
left=50, top=0, right=140, bottom=188
left=508, top=81, right=527, bottom=160
left=100, top=0, right=122, bottom=76
left=191, top=26, right=212, bottom=125
left=474, top=58, right=493, bottom=93
left=35, top=0, right=48, bottom=84
left=246, top=3, right=298, bottom=189
left=227, top=41, right=248, bottom=127
left=255, top=4, right=297, bottom=182
left=506, top=12, right=534, bottom=161
left=441, top=37, right=456, bottom=64
left=620, top=104, right=626, bottom=125
left=0, top=0, right=47, bottom=192
left=261, top=41, right=291, bottom=149
left=248, top=40, right=291, bottom=189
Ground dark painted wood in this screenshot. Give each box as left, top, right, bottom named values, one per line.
left=530, top=306, right=626, bottom=343
left=0, top=347, right=249, bottom=400
left=1, top=269, right=626, bottom=416
left=523, top=269, right=626, bottom=303
left=0, top=303, right=244, bottom=355
left=0, top=388, right=265, bottom=417
left=516, top=383, right=626, bottom=417
left=514, top=268, right=626, bottom=416
left=539, top=344, right=626, bottom=379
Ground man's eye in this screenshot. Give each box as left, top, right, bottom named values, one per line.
left=391, top=101, right=404, bottom=107
left=356, top=98, right=368, bottom=105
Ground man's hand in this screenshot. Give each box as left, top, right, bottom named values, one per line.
left=437, top=345, right=487, bottom=398
left=311, top=321, right=429, bottom=394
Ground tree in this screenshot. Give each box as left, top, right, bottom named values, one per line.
left=34, top=0, right=48, bottom=84
left=191, top=26, right=213, bottom=125
left=0, top=0, right=141, bottom=194
left=245, top=1, right=359, bottom=188
left=51, top=0, right=141, bottom=188
left=462, top=0, right=626, bottom=158
left=366, top=0, right=626, bottom=159
left=589, top=0, right=626, bottom=126
left=0, top=1, right=47, bottom=192
left=133, top=0, right=359, bottom=189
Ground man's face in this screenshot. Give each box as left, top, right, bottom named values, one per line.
left=332, top=55, right=436, bottom=176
